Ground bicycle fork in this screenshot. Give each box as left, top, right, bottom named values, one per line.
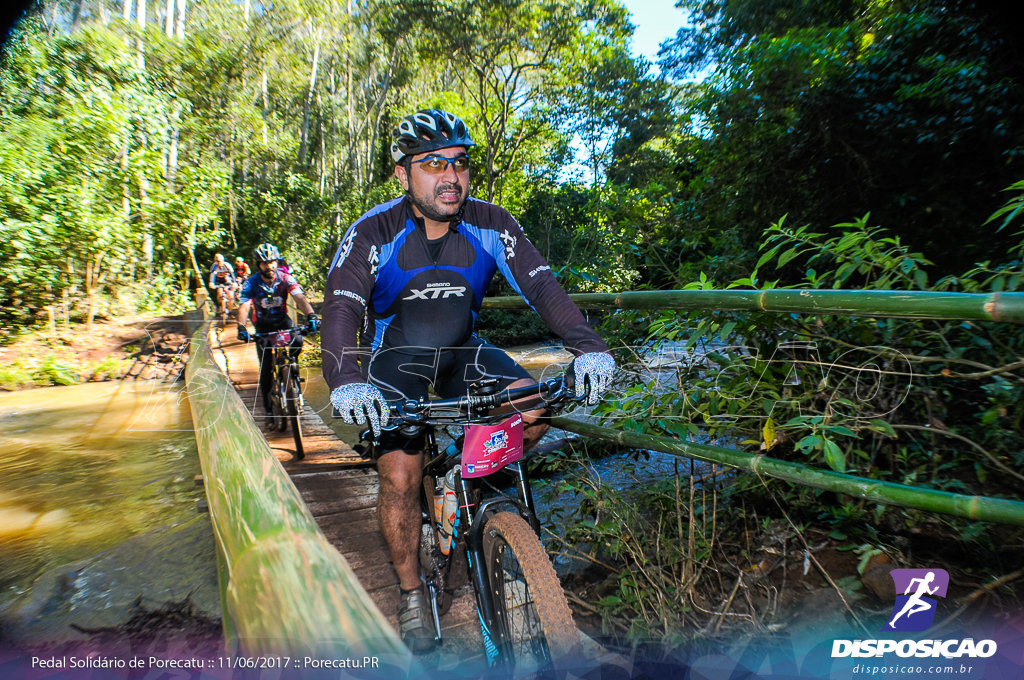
left=460, top=475, right=503, bottom=665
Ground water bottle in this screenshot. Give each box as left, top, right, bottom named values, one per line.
left=432, top=478, right=444, bottom=539
left=439, top=468, right=458, bottom=555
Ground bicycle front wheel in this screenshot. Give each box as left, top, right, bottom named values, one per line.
left=270, top=362, right=288, bottom=432
left=285, top=364, right=304, bottom=459
left=482, top=511, right=581, bottom=672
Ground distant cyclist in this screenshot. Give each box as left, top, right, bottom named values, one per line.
left=234, top=256, right=251, bottom=281
left=236, top=243, right=320, bottom=422
left=208, top=253, right=237, bottom=314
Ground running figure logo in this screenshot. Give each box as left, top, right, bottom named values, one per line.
left=884, top=568, right=949, bottom=632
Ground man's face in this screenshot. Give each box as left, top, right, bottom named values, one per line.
left=395, top=147, right=470, bottom=224
left=258, top=260, right=277, bottom=280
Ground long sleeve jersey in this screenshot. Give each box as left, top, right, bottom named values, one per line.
left=209, top=263, right=235, bottom=287
left=239, top=271, right=303, bottom=327
left=321, top=196, right=608, bottom=389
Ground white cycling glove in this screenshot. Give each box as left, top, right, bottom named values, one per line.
left=330, top=383, right=390, bottom=437
left=568, top=352, right=616, bottom=405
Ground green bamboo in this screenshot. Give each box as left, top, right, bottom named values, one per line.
left=550, top=416, right=1024, bottom=526
left=484, top=289, right=1024, bottom=323
left=184, top=314, right=411, bottom=664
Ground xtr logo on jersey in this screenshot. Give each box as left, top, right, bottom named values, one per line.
left=334, top=227, right=358, bottom=268
left=403, top=286, right=466, bottom=300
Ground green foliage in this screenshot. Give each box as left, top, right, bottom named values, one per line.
left=657, top=1, right=1024, bottom=282
left=603, top=198, right=1024, bottom=502
left=86, top=355, right=132, bottom=382
left=0, top=361, right=35, bottom=390
left=544, top=455, right=706, bottom=643
left=755, top=214, right=933, bottom=290
left=1, top=355, right=80, bottom=388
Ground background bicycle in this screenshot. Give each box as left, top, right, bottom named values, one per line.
left=212, top=284, right=236, bottom=323
left=248, top=324, right=315, bottom=459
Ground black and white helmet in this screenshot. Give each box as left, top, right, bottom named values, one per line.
left=391, top=109, right=475, bottom=163
left=253, top=243, right=280, bottom=264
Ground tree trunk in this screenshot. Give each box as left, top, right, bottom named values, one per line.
left=134, top=0, right=145, bottom=70
left=85, top=251, right=106, bottom=332
left=175, top=0, right=186, bottom=38
left=299, top=29, right=321, bottom=166
left=261, top=69, right=269, bottom=146
left=71, top=0, right=84, bottom=31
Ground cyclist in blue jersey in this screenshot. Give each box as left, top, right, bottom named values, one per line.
left=321, top=109, right=615, bottom=652
left=237, top=243, right=320, bottom=423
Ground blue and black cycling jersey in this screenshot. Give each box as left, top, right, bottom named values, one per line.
left=239, top=271, right=303, bottom=328
left=321, top=196, right=607, bottom=390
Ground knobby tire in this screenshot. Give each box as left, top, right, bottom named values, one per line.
left=482, top=511, right=581, bottom=673
left=217, top=289, right=231, bottom=324
left=269, top=358, right=287, bottom=433
left=286, top=364, right=304, bottom=459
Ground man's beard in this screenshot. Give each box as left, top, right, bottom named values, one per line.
left=409, top=183, right=465, bottom=223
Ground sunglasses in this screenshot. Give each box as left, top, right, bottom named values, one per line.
left=409, top=154, right=471, bottom=173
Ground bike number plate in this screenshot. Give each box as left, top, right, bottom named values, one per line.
left=461, top=415, right=524, bottom=478
left=269, top=331, right=292, bottom=347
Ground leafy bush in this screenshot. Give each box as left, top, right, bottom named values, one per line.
left=600, top=212, right=1024, bottom=497
left=567, top=192, right=1024, bottom=652
left=0, top=362, right=34, bottom=390
left=33, top=355, right=80, bottom=386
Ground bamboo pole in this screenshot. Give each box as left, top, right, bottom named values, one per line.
left=183, top=311, right=411, bottom=663
left=550, top=416, right=1024, bottom=526
left=484, top=289, right=1024, bottom=324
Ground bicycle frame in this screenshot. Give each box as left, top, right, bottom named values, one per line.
left=250, top=326, right=312, bottom=458
left=384, top=378, right=574, bottom=660
left=252, top=329, right=305, bottom=389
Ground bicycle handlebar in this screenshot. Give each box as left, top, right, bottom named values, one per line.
left=378, top=376, right=583, bottom=433
left=249, top=324, right=316, bottom=340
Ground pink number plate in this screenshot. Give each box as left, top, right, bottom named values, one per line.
left=461, top=415, right=524, bottom=478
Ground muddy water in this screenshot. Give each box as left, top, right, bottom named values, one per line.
left=0, top=381, right=203, bottom=606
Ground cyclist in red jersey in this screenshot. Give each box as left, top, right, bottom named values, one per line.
left=234, top=256, right=251, bottom=280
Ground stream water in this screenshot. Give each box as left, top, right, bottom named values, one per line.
left=0, top=380, right=215, bottom=643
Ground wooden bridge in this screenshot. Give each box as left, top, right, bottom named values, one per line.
left=206, top=320, right=489, bottom=668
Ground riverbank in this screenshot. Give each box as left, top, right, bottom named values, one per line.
left=0, top=314, right=190, bottom=389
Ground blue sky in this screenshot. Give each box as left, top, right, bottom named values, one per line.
left=619, top=0, right=687, bottom=66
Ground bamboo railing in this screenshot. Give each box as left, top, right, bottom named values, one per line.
left=183, top=310, right=411, bottom=664
left=549, top=417, right=1024, bottom=526
left=483, top=288, right=1024, bottom=526
left=485, top=289, right=1024, bottom=324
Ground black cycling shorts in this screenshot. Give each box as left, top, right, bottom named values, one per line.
left=365, top=337, right=531, bottom=454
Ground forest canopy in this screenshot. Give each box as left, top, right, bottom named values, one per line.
left=1, top=0, right=1022, bottom=330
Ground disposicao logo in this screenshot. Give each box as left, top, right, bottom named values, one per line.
left=885, top=568, right=949, bottom=632
left=832, top=567, right=998, bottom=659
